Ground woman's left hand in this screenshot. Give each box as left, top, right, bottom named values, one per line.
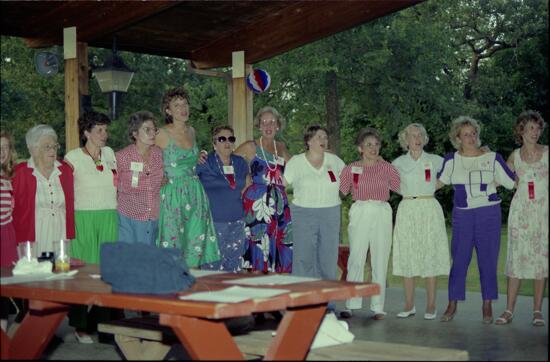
left=197, top=150, right=208, bottom=164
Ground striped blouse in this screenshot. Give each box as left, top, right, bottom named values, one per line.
left=0, top=175, right=13, bottom=225
left=339, top=160, right=400, bottom=201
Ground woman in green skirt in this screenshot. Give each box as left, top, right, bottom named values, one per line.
left=64, top=111, right=119, bottom=343
left=155, top=87, right=220, bottom=268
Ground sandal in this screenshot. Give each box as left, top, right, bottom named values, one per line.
left=495, top=310, right=513, bottom=325
left=532, top=311, right=545, bottom=327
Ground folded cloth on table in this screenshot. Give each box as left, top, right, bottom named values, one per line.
left=12, top=258, right=53, bottom=275
left=310, top=312, right=355, bottom=349
left=100, top=242, right=196, bottom=294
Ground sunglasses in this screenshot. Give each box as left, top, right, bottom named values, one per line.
left=216, top=136, right=236, bottom=143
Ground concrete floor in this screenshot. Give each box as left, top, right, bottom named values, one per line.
left=29, top=286, right=548, bottom=360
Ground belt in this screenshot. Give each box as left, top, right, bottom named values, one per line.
left=403, top=195, right=434, bottom=200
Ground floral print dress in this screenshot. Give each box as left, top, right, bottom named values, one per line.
left=242, top=145, right=292, bottom=272
left=506, top=146, right=548, bottom=279
left=157, top=139, right=220, bottom=268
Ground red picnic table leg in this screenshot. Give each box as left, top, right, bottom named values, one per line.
left=159, top=313, right=245, bottom=360
left=6, top=300, right=69, bottom=360
left=264, top=304, right=326, bottom=361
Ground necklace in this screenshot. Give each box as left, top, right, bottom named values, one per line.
left=259, top=136, right=278, bottom=172
left=83, top=146, right=103, bottom=172
left=214, top=152, right=235, bottom=188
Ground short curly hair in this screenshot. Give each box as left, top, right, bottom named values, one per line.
left=398, top=123, right=429, bottom=151
left=304, top=125, right=329, bottom=150
left=355, top=127, right=381, bottom=147
left=513, top=110, right=546, bottom=145
left=448, top=116, right=481, bottom=150
left=78, top=111, right=111, bottom=146
left=254, top=106, right=285, bottom=130
left=160, top=87, right=190, bottom=124
left=128, top=111, right=157, bottom=142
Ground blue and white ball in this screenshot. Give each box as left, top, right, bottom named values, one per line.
left=246, top=68, right=271, bottom=94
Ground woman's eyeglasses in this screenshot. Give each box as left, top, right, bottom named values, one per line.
left=217, top=136, right=236, bottom=143
left=41, top=144, right=60, bottom=152
left=141, top=127, right=160, bottom=136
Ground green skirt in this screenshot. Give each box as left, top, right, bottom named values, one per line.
left=71, top=209, right=118, bottom=264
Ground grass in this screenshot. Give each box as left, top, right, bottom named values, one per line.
left=338, top=207, right=548, bottom=298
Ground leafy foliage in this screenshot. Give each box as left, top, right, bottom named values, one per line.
left=1, top=0, right=547, bottom=221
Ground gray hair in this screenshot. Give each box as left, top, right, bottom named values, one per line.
left=254, top=106, right=285, bottom=130
left=128, top=111, right=157, bottom=142
left=398, top=123, right=429, bottom=151
left=25, top=124, right=57, bottom=151
left=449, top=116, right=481, bottom=150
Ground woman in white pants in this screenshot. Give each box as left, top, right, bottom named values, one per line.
left=339, top=127, right=400, bottom=320
left=392, top=123, right=450, bottom=320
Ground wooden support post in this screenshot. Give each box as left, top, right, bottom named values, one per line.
left=64, top=27, right=83, bottom=152
left=230, top=51, right=253, bottom=147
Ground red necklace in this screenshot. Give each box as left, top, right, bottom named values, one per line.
left=83, top=146, right=103, bottom=172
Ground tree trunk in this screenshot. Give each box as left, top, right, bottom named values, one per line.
left=325, top=70, right=340, bottom=154
left=464, top=52, right=480, bottom=100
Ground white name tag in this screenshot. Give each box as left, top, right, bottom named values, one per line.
left=352, top=166, right=363, bottom=174
left=276, top=156, right=285, bottom=166
left=223, top=165, right=234, bottom=174
left=130, top=162, right=144, bottom=172
left=131, top=171, right=140, bottom=188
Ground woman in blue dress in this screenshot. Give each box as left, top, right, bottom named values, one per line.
left=234, top=106, right=293, bottom=273
left=197, top=125, right=250, bottom=272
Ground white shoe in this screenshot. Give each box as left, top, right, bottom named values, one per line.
left=424, top=310, right=437, bottom=320
left=397, top=307, right=416, bottom=318
left=74, top=331, right=94, bottom=344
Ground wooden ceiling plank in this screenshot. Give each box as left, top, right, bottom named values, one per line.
left=23, top=1, right=179, bottom=48
left=191, top=1, right=421, bottom=69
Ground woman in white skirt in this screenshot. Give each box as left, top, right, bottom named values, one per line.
left=392, top=123, right=450, bottom=320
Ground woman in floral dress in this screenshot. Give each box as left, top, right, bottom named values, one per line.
left=234, top=106, right=293, bottom=273
left=496, top=110, right=548, bottom=327
left=156, top=87, right=220, bottom=268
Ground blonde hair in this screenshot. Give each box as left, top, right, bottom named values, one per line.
left=448, top=116, right=481, bottom=150
left=254, top=106, right=285, bottom=130
left=398, top=123, right=429, bottom=151
left=0, top=130, right=18, bottom=178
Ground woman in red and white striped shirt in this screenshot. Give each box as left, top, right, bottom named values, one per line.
left=339, top=127, right=400, bottom=320
left=1, top=130, right=18, bottom=332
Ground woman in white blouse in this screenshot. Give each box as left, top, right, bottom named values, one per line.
left=391, top=123, right=450, bottom=320
left=12, top=124, right=75, bottom=254
left=284, top=125, right=345, bottom=309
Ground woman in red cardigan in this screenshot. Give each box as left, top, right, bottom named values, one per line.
left=12, top=124, right=75, bottom=253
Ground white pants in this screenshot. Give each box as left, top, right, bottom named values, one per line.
left=345, top=200, right=392, bottom=313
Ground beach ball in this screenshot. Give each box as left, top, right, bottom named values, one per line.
left=246, top=68, right=271, bottom=94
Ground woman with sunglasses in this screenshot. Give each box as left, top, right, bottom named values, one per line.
left=64, top=111, right=119, bottom=344
left=197, top=126, right=250, bottom=272
left=234, top=106, right=293, bottom=273
left=115, top=111, right=164, bottom=246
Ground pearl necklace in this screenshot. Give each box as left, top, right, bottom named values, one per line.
left=259, top=136, right=278, bottom=171
left=214, top=152, right=234, bottom=187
